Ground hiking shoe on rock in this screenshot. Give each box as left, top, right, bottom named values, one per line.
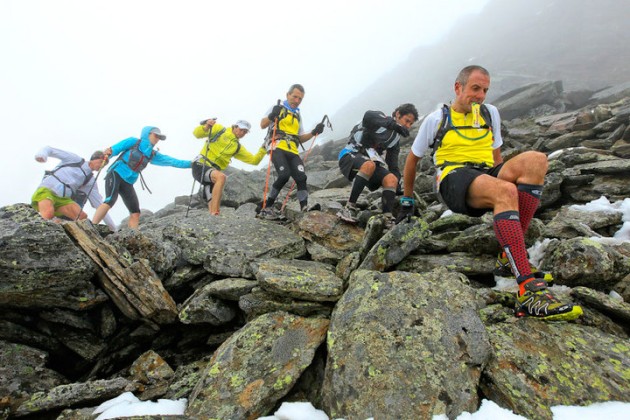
left=383, top=212, right=396, bottom=230
left=258, top=208, right=282, bottom=221
left=337, top=204, right=359, bottom=223
left=515, top=279, right=582, bottom=321
left=494, top=252, right=554, bottom=286
left=303, top=203, right=321, bottom=212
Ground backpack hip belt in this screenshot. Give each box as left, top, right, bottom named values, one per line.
left=195, top=155, right=221, bottom=170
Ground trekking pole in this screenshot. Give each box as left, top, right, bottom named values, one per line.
left=186, top=122, right=215, bottom=218
left=261, top=100, right=281, bottom=210
left=75, top=156, right=108, bottom=221
left=280, top=115, right=332, bottom=212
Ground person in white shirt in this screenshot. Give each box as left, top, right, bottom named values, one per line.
left=32, top=146, right=117, bottom=231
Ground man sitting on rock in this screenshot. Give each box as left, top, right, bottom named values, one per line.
left=400, top=64, right=582, bottom=321
left=32, top=146, right=117, bottom=230
left=337, top=104, right=418, bottom=228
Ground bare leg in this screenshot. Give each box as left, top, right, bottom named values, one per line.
left=92, top=203, right=111, bottom=224
left=209, top=171, right=226, bottom=215
left=128, top=212, right=140, bottom=229
left=57, top=203, right=86, bottom=220
left=37, top=199, right=56, bottom=220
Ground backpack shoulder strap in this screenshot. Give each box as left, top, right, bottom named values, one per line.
left=431, top=104, right=451, bottom=155
left=209, top=127, right=227, bottom=143
left=480, top=104, right=493, bottom=129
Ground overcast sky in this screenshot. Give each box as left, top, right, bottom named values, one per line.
left=0, top=0, right=490, bottom=225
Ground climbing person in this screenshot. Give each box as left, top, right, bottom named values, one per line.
left=32, top=146, right=117, bottom=230
left=92, top=126, right=192, bottom=229
left=192, top=118, right=266, bottom=215
left=399, top=65, right=582, bottom=321
left=337, top=103, right=418, bottom=227
left=258, top=83, right=326, bottom=220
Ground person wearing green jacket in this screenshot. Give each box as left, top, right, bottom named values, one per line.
left=192, top=119, right=266, bottom=215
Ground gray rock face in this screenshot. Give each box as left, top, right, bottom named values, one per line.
left=482, top=320, right=630, bottom=420
left=143, top=213, right=307, bottom=278
left=253, top=258, right=343, bottom=302
left=0, top=204, right=102, bottom=310
left=323, top=269, right=492, bottom=420
left=186, top=311, right=328, bottom=419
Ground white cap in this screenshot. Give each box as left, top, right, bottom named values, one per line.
left=234, top=120, right=251, bottom=131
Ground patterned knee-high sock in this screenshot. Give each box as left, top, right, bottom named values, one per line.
left=493, top=211, right=534, bottom=295
left=517, top=184, right=543, bottom=233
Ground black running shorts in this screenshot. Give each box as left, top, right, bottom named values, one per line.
left=438, top=163, right=504, bottom=217
left=339, top=153, right=392, bottom=192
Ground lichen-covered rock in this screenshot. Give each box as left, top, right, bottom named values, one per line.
left=239, top=289, right=333, bottom=320
left=543, top=237, right=630, bottom=288
left=481, top=319, right=630, bottom=420
left=106, top=229, right=181, bottom=278
left=186, top=311, right=329, bottom=419
left=295, top=211, right=364, bottom=261
left=14, top=377, right=136, bottom=417
left=0, top=340, right=67, bottom=414
left=572, top=286, right=630, bottom=324
left=252, top=258, right=343, bottom=302
left=396, top=252, right=496, bottom=276
left=359, top=217, right=431, bottom=271
left=178, top=285, right=237, bottom=326
left=0, top=204, right=104, bottom=310
left=323, top=268, right=492, bottom=420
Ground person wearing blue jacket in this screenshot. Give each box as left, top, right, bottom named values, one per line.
left=92, top=126, right=192, bottom=229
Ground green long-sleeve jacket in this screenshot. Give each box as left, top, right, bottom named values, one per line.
left=193, top=124, right=266, bottom=170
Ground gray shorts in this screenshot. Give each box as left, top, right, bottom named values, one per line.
left=438, top=163, right=503, bottom=217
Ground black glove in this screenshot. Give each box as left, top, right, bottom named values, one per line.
left=395, top=196, right=415, bottom=224
left=267, top=105, right=283, bottom=122
left=311, top=122, right=325, bottom=136
left=385, top=117, right=409, bottom=137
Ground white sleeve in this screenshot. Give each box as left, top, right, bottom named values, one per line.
left=410, top=109, right=443, bottom=158
left=35, top=146, right=82, bottom=164
left=34, top=146, right=53, bottom=162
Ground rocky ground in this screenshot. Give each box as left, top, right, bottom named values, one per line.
left=1, top=80, right=630, bottom=419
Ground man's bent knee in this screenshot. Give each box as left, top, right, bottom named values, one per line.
left=359, top=160, right=376, bottom=175
left=382, top=173, right=398, bottom=188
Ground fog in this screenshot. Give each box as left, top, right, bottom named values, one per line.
left=0, top=0, right=495, bottom=225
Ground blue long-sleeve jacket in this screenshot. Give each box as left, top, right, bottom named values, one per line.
left=108, top=126, right=192, bottom=184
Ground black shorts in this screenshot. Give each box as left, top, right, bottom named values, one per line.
left=339, top=153, right=392, bottom=192
left=438, top=163, right=504, bottom=217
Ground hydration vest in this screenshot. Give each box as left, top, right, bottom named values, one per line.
left=124, top=140, right=156, bottom=172
left=44, top=159, right=93, bottom=200
left=264, top=107, right=303, bottom=150
left=431, top=104, right=493, bottom=155
left=347, top=121, right=399, bottom=155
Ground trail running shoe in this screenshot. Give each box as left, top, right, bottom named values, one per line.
left=258, top=208, right=283, bottom=221
left=303, top=203, right=321, bottom=212
left=383, top=212, right=396, bottom=230
left=515, top=279, right=583, bottom=321
left=337, top=204, right=359, bottom=223
left=494, top=252, right=554, bottom=286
